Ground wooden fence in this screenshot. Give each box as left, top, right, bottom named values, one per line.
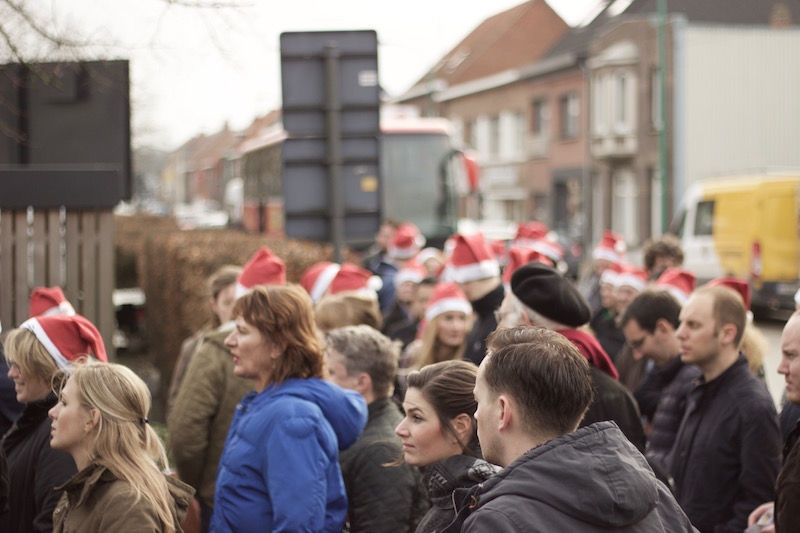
left=0, top=208, right=115, bottom=357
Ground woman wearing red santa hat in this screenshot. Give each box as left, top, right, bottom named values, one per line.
left=401, top=283, right=473, bottom=374
left=169, top=246, right=284, bottom=533
left=1, top=313, right=106, bottom=532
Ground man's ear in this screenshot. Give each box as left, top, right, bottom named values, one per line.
left=497, top=394, right=514, bottom=431
left=718, top=323, right=738, bottom=346
left=355, top=372, right=372, bottom=396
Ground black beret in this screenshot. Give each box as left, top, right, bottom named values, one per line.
left=510, top=261, right=591, bottom=328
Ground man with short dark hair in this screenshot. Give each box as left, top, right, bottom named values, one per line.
left=495, top=261, right=646, bottom=452
left=670, top=285, right=781, bottom=532
left=463, top=326, right=695, bottom=531
left=326, top=325, right=427, bottom=533
left=619, top=290, right=701, bottom=471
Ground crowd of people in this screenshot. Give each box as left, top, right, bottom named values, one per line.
left=0, top=218, right=799, bottom=532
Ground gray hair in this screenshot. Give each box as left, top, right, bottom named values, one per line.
left=509, top=293, right=568, bottom=331
left=325, top=325, right=401, bottom=398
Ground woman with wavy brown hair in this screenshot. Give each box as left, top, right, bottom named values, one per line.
left=211, top=284, right=368, bottom=532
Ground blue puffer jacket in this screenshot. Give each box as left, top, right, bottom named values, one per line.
left=210, top=378, right=368, bottom=533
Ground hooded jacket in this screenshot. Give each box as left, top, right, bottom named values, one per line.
left=462, top=422, right=697, bottom=532
left=168, top=323, right=253, bottom=507
left=211, top=378, right=368, bottom=533
left=52, top=463, right=194, bottom=532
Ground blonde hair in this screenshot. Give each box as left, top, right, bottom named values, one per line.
left=314, top=292, right=383, bottom=333
left=413, top=314, right=467, bottom=370
left=70, top=363, right=175, bottom=533
left=3, top=328, right=66, bottom=389
left=741, top=322, right=767, bottom=375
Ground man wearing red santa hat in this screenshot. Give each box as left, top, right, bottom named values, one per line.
left=445, top=232, right=503, bottom=365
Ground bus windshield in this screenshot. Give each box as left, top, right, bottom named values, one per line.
left=380, top=132, right=457, bottom=243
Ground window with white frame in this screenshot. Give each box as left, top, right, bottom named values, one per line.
left=613, top=70, right=636, bottom=134
left=592, top=74, right=608, bottom=136
left=488, top=115, right=500, bottom=160
left=530, top=99, right=550, bottom=158
left=560, top=93, right=579, bottom=139
left=497, top=111, right=526, bottom=161
left=612, top=169, right=639, bottom=243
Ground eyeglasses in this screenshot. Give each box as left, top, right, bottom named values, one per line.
left=627, top=334, right=649, bottom=350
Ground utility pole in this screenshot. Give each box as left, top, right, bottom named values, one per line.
left=657, top=0, right=669, bottom=233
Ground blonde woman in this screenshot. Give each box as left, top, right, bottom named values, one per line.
left=403, top=283, right=472, bottom=371
left=49, top=363, right=194, bottom=532
left=1, top=313, right=105, bottom=532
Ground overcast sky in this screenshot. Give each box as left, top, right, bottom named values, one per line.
left=50, top=0, right=603, bottom=149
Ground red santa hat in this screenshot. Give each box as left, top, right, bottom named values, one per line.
left=445, top=233, right=500, bottom=284
left=388, top=223, right=426, bottom=260
left=424, top=283, right=472, bottom=322
left=707, top=276, right=751, bottom=310
left=514, top=221, right=549, bottom=246
left=615, top=264, right=648, bottom=292
left=655, top=267, right=696, bottom=305
left=593, top=230, right=627, bottom=264
left=236, top=247, right=287, bottom=298
left=394, top=261, right=428, bottom=288
left=502, top=247, right=553, bottom=287
left=301, top=262, right=381, bottom=304
left=527, top=236, right=565, bottom=263
left=19, top=314, right=107, bottom=372
left=600, top=263, right=624, bottom=286
left=28, top=286, right=76, bottom=318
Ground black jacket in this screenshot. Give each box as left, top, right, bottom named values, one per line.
left=776, top=420, right=800, bottom=533
left=668, top=355, right=781, bottom=533
left=464, top=284, right=504, bottom=365
left=415, top=454, right=496, bottom=533
left=339, top=398, right=427, bottom=533
left=642, top=357, right=701, bottom=471
left=463, top=422, right=696, bottom=532
left=0, top=393, right=77, bottom=532
left=581, top=366, right=647, bottom=453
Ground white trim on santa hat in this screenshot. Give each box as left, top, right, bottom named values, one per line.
left=19, top=318, right=72, bottom=372
left=447, top=259, right=500, bottom=284
left=425, top=297, right=473, bottom=322
left=40, top=301, right=76, bottom=317
left=600, top=269, right=619, bottom=286
left=662, top=286, right=689, bottom=306
left=310, top=263, right=342, bottom=304
left=593, top=248, right=623, bottom=264
left=616, top=272, right=647, bottom=292
left=234, top=282, right=249, bottom=299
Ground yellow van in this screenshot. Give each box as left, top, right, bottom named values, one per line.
left=670, top=174, right=800, bottom=313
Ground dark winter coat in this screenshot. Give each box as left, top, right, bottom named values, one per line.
left=642, top=357, right=701, bottom=471
left=168, top=323, right=253, bottom=507
left=415, top=454, right=496, bottom=533
left=0, top=393, right=77, bottom=533
left=462, top=422, right=697, bottom=532
left=339, top=397, right=427, bottom=533
left=52, top=463, right=194, bottom=533
left=580, top=366, right=647, bottom=453
left=668, top=355, right=781, bottom=533
left=463, top=284, right=504, bottom=365
left=776, top=420, right=800, bottom=533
